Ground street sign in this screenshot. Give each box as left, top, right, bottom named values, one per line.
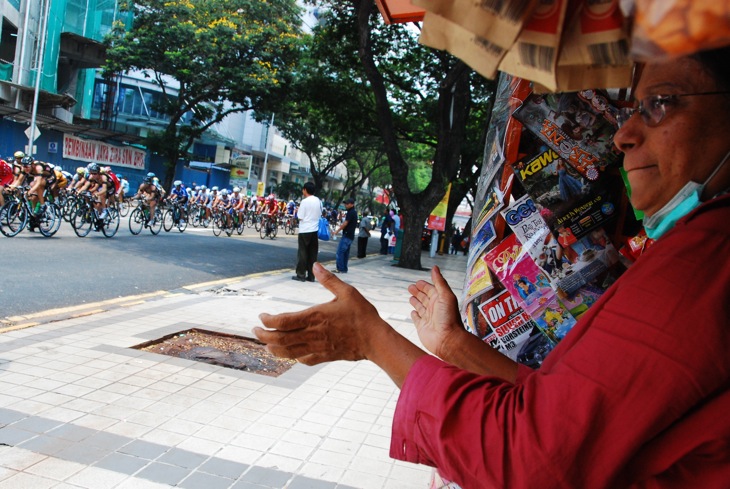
left=25, top=126, right=41, bottom=142
left=48, top=141, right=58, bottom=154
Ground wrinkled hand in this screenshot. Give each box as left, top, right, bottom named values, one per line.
left=408, top=266, right=465, bottom=360
left=254, top=263, right=389, bottom=366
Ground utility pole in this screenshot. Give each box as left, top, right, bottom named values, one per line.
left=27, top=0, right=51, bottom=154
left=261, top=113, right=275, bottom=196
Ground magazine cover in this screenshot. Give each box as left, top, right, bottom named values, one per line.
left=484, top=233, right=554, bottom=317
left=512, top=129, right=618, bottom=239
left=512, top=90, right=621, bottom=180
left=477, top=290, right=549, bottom=364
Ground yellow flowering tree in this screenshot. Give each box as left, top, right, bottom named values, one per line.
left=104, top=0, right=303, bottom=187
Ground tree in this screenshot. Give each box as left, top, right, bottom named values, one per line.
left=265, top=33, right=380, bottom=196
left=308, top=1, right=494, bottom=269
left=104, top=0, right=304, bottom=189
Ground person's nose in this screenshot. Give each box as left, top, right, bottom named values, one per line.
left=613, top=115, right=643, bottom=154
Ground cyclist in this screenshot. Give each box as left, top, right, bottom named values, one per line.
left=10, top=156, right=47, bottom=215
left=264, top=194, right=278, bottom=235
left=47, top=164, right=69, bottom=202
left=78, top=163, right=115, bottom=219
left=116, top=173, right=129, bottom=204
left=168, top=180, right=189, bottom=223
left=0, top=157, right=13, bottom=207
left=230, top=187, right=245, bottom=225
left=206, top=186, right=219, bottom=221
left=132, top=172, right=163, bottom=224
left=70, top=167, right=89, bottom=191
left=152, top=177, right=167, bottom=201
left=212, top=188, right=232, bottom=227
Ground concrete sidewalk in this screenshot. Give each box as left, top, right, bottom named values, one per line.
left=0, top=251, right=468, bottom=489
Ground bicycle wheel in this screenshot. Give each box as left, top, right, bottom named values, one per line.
left=1, top=200, right=26, bottom=237
left=163, top=209, right=174, bottom=232
left=72, top=206, right=93, bottom=237
left=38, top=204, right=60, bottom=237
left=102, top=208, right=120, bottom=238
left=177, top=212, right=188, bottom=233
left=118, top=199, right=130, bottom=217
left=129, top=207, right=145, bottom=235
left=259, top=221, right=267, bottom=239
left=212, top=214, right=224, bottom=236
left=245, top=212, right=254, bottom=228
left=254, top=215, right=262, bottom=232
left=269, top=222, right=278, bottom=239
left=149, top=208, right=163, bottom=235
left=225, top=216, right=234, bottom=237
left=236, top=217, right=244, bottom=235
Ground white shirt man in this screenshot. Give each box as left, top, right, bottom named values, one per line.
left=293, top=182, right=322, bottom=282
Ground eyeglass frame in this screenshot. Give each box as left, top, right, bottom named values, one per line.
left=616, top=91, right=730, bottom=129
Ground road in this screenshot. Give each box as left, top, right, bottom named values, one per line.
left=1, top=219, right=382, bottom=319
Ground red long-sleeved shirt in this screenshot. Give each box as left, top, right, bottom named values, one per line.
left=391, top=195, right=730, bottom=488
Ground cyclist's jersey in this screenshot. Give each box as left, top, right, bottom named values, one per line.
left=171, top=186, right=189, bottom=201
left=286, top=202, right=296, bottom=215
left=106, top=171, right=121, bottom=193
left=120, top=179, right=130, bottom=194
left=230, top=194, right=242, bottom=207
left=139, top=182, right=161, bottom=200
left=53, top=168, right=68, bottom=189
left=0, top=160, right=13, bottom=186
left=266, top=199, right=278, bottom=215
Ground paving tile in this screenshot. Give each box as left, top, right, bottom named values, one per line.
left=178, top=471, right=235, bottom=489
left=157, top=447, right=208, bottom=469
left=135, top=462, right=190, bottom=485
left=0, top=408, right=27, bottom=425
left=94, top=452, right=150, bottom=475
left=0, top=427, right=38, bottom=448
left=24, top=457, right=86, bottom=481
left=82, top=431, right=130, bottom=451
left=286, top=475, right=338, bottom=489
left=10, top=416, right=64, bottom=434
left=18, top=435, right=74, bottom=456
left=238, top=465, right=292, bottom=487
left=65, top=465, right=129, bottom=489
left=117, top=439, right=169, bottom=460
left=0, top=472, right=58, bottom=489
left=198, top=457, right=249, bottom=479
left=55, top=442, right=107, bottom=465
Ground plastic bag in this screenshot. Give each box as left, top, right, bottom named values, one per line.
left=317, top=217, right=330, bottom=241
left=626, top=0, right=730, bottom=60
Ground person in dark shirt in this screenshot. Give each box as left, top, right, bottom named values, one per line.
left=332, top=198, right=358, bottom=273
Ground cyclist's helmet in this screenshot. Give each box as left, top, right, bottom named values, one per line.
left=233, top=187, right=241, bottom=193
left=87, top=162, right=100, bottom=173
left=212, top=186, right=219, bottom=191
left=220, top=189, right=228, bottom=196
left=13, top=151, right=25, bottom=159
left=143, top=175, right=153, bottom=184
left=195, top=186, right=201, bottom=191
left=200, top=185, right=207, bottom=190
left=174, top=180, right=182, bottom=187
left=76, top=167, right=86, bottom=175
left=117, top=174, right=123, bottom=179
left=21, top=156, right=34, bottom=166
left=153, top=177, right=159, bottom=183
left=146, top=172, right=156, bottom=178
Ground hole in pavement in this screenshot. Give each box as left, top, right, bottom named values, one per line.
left=132, top=328, right=294, bottom=377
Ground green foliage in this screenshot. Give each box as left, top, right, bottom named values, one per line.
left=105, top=0, right=304, bottom=185
left=273, top=181, right=302, bottom=200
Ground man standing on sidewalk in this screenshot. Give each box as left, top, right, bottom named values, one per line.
left=332, top=198, right=357, bottom=273
left=356, top=212, right=372, bottom=258
left=292, top=182, right=321, bottom=282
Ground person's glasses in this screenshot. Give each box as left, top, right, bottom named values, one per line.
left=617, top=91, right=730, bottom=128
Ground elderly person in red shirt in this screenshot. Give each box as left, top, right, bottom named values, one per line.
left=254, top=48, right=730, bottom=488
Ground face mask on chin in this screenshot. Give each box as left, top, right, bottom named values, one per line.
left=643, top=148, right=730, bottom=240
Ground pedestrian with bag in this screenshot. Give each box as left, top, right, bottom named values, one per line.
left=332, top=198, right=357, bottom=273
left=379, top=211, right=394, bottom=255
left=292, top=182, right=321, bottom=283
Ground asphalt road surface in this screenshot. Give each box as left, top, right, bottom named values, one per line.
left=1, top=219, right=381, bottom=319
